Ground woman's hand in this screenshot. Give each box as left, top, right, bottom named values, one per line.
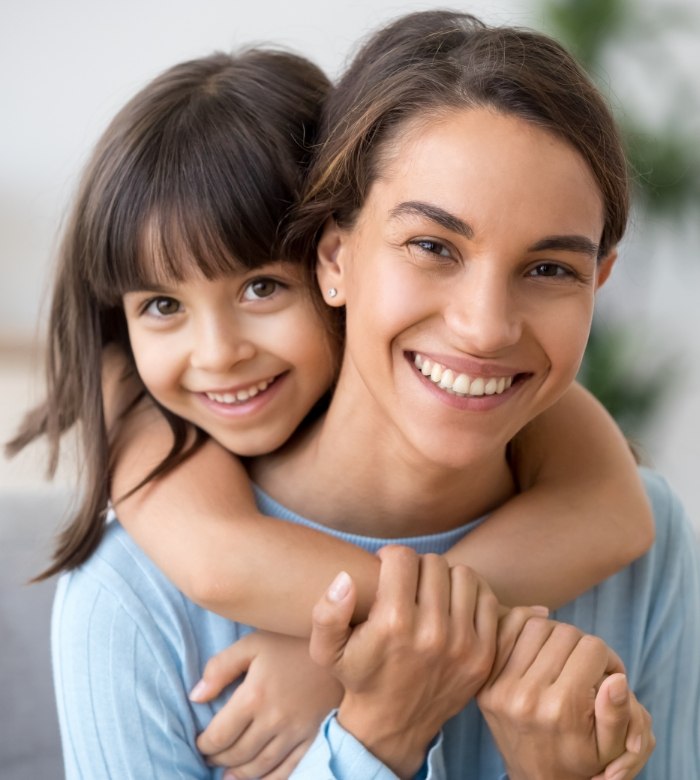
left=309, top=546, right=500, bottom=779
left=476, top=614, right=654, bottom=779
left=192, top=631, right=342, bottom=779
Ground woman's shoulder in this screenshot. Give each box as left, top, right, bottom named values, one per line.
left=639, top=467, right=698, bottom=561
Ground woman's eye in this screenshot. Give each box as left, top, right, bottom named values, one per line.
left=529, top=262, right=573, bottom=279
left=410, top=239, right=452, bottom=259
left=144, top=296, right=181, bottom=317
left=243, top=278, right=281, bottom=301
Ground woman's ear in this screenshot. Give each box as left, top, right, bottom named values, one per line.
left=316, top=218, right=347, bottom=306
left=596, top=248, right=618, bottom=290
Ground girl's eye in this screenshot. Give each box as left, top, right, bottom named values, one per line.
left=409, top=239, right=453, bottom=259
left=242, top=277, right=282, bottom=301
left=144, top=296, right=182, bottom=317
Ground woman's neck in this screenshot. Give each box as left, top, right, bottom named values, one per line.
left=250, top=379, right=516, bottom=538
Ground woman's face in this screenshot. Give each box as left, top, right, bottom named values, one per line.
left=318, top=107, right=616, bottom=471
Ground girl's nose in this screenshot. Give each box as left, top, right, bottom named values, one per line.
left=444, top=270, right=522, bottom=355
left=190, top=317, right=256, bottom=372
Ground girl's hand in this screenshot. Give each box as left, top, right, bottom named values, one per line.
left=192, top=631, right=342, bottom=779
left=476, top=615, right=653, bottom=780
left=309, top=546, right=500, bottom=779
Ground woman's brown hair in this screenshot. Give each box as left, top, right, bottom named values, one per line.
left=7, top=48, right=330, bottom=579
left=287, top=10, right=629, bottom=272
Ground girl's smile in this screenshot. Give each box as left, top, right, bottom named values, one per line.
left=123, top=261, right=334, bottom=456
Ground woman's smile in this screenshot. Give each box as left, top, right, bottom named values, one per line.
left=317, top=106, right=611, bottom=474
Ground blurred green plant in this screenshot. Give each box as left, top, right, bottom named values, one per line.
left=541, top=0, right=700, bottom=437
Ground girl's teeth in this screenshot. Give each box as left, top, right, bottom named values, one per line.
left=206, top=378, right=272, bottom=405
left=412, top=353, right=514, bottom=398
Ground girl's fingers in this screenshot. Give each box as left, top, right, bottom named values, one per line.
left=309, top=570, right=356, bottom=668
left=217, top=728, right=299, bottom=776
left=197, top=696, right=253, bottom=757
left=190, top=634, right=257, bottom=703
left=259, top=739, right=313, bottom=780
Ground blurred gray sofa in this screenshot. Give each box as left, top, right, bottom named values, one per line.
left=0, top=488, right=68, bottom=777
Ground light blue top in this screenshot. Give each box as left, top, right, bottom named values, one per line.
left=52, top=469, right=700, bottom=779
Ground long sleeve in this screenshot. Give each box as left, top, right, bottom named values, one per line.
left=552, top=469, right=700, bottom=779
left=51, top=522, right=235, bottom=779
left=293, top=713, right=446, bottom=780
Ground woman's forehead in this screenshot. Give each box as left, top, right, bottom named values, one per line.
left=366, top=107, right=605, bottom=243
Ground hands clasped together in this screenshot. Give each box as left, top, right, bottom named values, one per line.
left=192, top=547, right=654, bottom=780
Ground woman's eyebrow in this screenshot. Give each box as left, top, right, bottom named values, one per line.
left=388, top=201, right=474, bottom=239
left=528, top=235, right=599, bottom=258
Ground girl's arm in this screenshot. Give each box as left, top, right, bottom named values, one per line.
left=444, top=381, right=654, bottom=608
left=108, top=352, right=653, bottom=635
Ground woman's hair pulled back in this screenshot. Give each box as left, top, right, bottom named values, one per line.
left=9, top=48, right=329, bottom=579
left=289, top=10, right=629, bottom=265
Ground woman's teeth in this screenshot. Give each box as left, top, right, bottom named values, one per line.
left=205, top=378, right=273, bottom=404
left=414, top=354, right=513, bottom=397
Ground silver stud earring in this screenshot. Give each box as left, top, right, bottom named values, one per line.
left=328, top=288, right=338, bottom=299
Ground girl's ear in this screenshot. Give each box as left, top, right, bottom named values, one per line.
left=596, top=248, right=618, bottom=290
left=316, top=218, right=347, bottom=306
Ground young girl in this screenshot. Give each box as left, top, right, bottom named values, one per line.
left=10, top=40, right=655, bottom=779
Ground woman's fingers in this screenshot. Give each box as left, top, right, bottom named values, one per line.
left=309, top=570, right=356, bottom=668
left=594, top=673, right=631, bottom=764
left=596, top=691, right=655, bottom=780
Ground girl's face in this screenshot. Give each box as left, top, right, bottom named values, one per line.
left=123, top=261, right=335, bottom=456
left=318, top=107, right=616, bottom=471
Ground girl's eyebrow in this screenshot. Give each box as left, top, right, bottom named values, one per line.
left=125, top=281, right=176, bottom=294
left=389, top=200, right=599, bottom=258
left=389, top=201, right=474, bottom=239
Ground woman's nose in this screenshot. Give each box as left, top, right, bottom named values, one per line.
left=189, top=316, right=256, bottom=372
left=444, top=272, right=522, bottom=355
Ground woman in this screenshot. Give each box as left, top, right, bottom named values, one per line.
left=47, top=10, right=698, bottom=780
left=247, top=10, right=699, bottom=778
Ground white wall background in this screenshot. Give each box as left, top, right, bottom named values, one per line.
left=1, top=0, right=699, bottom=532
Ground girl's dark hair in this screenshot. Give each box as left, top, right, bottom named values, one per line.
left=287, top=10, right=629, bottom=272
left=7, top=48, right=330, bottom=579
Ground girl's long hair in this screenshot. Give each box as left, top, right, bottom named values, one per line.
left=7, top=49, right=330, bottom=580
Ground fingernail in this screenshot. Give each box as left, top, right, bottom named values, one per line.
left=608, top=674, right=629, bottom=706
left=530, top=605, right=550, bottom=617
left=327, top=571, right=351, bottom=602
left=627, top=732, right=642, bottom=753
left=189, top=678, right=210, bottom=702
left=607, top=770, right=627, bottom=780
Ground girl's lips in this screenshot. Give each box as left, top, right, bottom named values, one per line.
left=203, top=375, right=277, bottom=404
left=196, top=372, right=287, bottom=416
